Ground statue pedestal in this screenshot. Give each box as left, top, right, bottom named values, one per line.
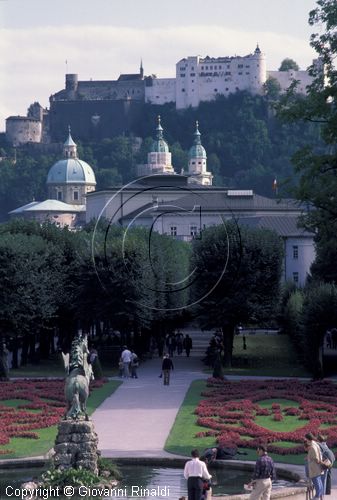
left=53, top=420, right=99, bottom=474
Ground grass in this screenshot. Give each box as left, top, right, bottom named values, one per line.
left=0, top=380, right=121, bottom=459
left=165, top=379, right=335, bottom=466
left=255, top=415, right=309, bottom=432
left=223, top=334, right=310, bottom=377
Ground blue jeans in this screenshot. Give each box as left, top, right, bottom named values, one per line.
left=321, top=469, right=328, bottom=495
left=311, top=474, right=323, bottom=498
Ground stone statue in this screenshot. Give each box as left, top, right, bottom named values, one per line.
left=63, top=334, right=94, bottom=420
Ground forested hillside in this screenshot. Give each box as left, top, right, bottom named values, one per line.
left=0, top=91, right=321, bottom=221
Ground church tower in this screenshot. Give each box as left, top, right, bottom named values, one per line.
left=187, top=121, right=213, bottom=185
left=47, top=127, right=96, bottom=204
left=137, top=116, right=175, bottom=176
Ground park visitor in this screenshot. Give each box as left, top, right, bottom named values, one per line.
left=120, top=345, right=132, bottom=378
left=130, top=350, right=139, bottom=379
left=183, top=334, right=193, bottom=357
left=183, top=448, right=212, bottom=500
left=161, top=354, right=174, bottom=385
left=317, top=433, right=335, bottom=495
left=304, top=433, right=324, bottom=499
left=247, top=444, right=275, bottom=500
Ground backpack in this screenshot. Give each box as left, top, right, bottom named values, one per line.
left=319, top=443, right=335, bottom=469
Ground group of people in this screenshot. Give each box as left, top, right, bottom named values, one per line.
left=183, top=436, right=335, bottom=500
left=165, top=332, right=193, bottom=357
left=118, top=345, right=139, bottom=378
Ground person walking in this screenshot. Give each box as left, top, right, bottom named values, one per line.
left=161, top=354, right=174, bottom=385
left=183, top=334, right=193, bottom=357
left=317, top=434, right=335, bottom=496
left=130, top=350, right=139, bottom=379
left=120, top=345, right=132, bottom=378
left=247, top=445, right=275, bottom=500
left=184, top=449, right=212, bottom=500
left=304, top=433, right=324, bottom=499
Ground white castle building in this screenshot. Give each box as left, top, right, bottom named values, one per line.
left=145, top=45, right=316, bottom=109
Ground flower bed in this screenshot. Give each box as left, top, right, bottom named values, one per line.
left=0, top=379, right=105, bottom=455
left=195, top=379, right=337, bottom=456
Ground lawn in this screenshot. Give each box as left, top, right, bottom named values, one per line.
left=223, top=334, right=310, bottom=377
left=165, top=379, right=337, bottom=466
left=0, top=379, right=121, bottom=459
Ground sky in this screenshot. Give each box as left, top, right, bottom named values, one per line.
left=0, top=0, right=318, bottom=132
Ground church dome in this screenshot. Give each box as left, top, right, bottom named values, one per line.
left=188, top=121, right=207, bottom=159
left=151, top=115, right=169, bottom=153
left=47, top=128, right=96, bottom=185
left=47, top=158, right=96, bottom=185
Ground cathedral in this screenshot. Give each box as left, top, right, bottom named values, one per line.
left=9, top=129, right=96, bottom=228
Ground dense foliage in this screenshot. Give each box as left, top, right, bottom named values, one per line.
left=190, top=222, right=283, bottom=367
left=0, top=220, right=190, bottom=360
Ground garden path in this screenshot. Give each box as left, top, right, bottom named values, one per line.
left=92, top=352, right=208, bottom=458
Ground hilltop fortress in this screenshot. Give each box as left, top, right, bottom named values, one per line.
left=6, top=46, right=317, bottom=145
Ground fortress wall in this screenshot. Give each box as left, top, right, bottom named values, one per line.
left=49, top=99, right=145, bottom=142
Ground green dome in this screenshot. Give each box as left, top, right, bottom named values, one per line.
left=189, top=121, right=207, bottom=159
left=189, top=143, right=207, bottom=159
left=151, top=115, right=170, bottom=153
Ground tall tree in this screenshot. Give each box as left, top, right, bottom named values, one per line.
left=191, top=222, right=283, bottom=367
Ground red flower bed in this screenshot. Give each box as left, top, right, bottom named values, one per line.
left=195, top=379, right=337, bottom=456
left=0, top=379, right=105, bottom=454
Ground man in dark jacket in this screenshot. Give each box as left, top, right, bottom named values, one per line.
left=162, top=354, right=174, bottom=385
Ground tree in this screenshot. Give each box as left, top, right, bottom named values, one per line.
left=278, top=58, right=299, bottom=72
left=263, top=77, right=282, bottom=100
left=191, top=222, right=283, bottom=367
left=301, top=283, right=337, bottom=378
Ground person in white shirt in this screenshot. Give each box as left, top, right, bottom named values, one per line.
left=120, top=346, right=132, bottom=378
left=184, top=449, right=212, bottom=500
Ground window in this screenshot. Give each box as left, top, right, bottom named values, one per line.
left=293, top=245, right=298, bottom=259
left=57, top=191, right=62, bottom=201
left=170, top=226, right=177, bottom=236
left=190, top=225, right=198, bottom=237
left=293, top=272, right=299, bottom=284
left=225, top=71, right=231, bottom=75
left=238, top=64, right=243, bottom=68
left=190, top=73, right=195, bottom=77
left=181, top=88, right=185, bottom=92
left=180, top=74, right=185, bottom=77
left=73, top=191, right=79, bottom=201
left=238, top=72, right=242, bottom=75
left=214, top=88, right=218, bottom=92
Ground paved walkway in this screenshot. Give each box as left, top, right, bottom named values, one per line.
left=92, top=353, right=207, bottom=457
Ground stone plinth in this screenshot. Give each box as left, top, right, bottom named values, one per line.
left=53, top=420, right=98, bottom=474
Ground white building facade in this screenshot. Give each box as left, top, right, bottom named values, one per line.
left=144, top=46, right=316, bottom=109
